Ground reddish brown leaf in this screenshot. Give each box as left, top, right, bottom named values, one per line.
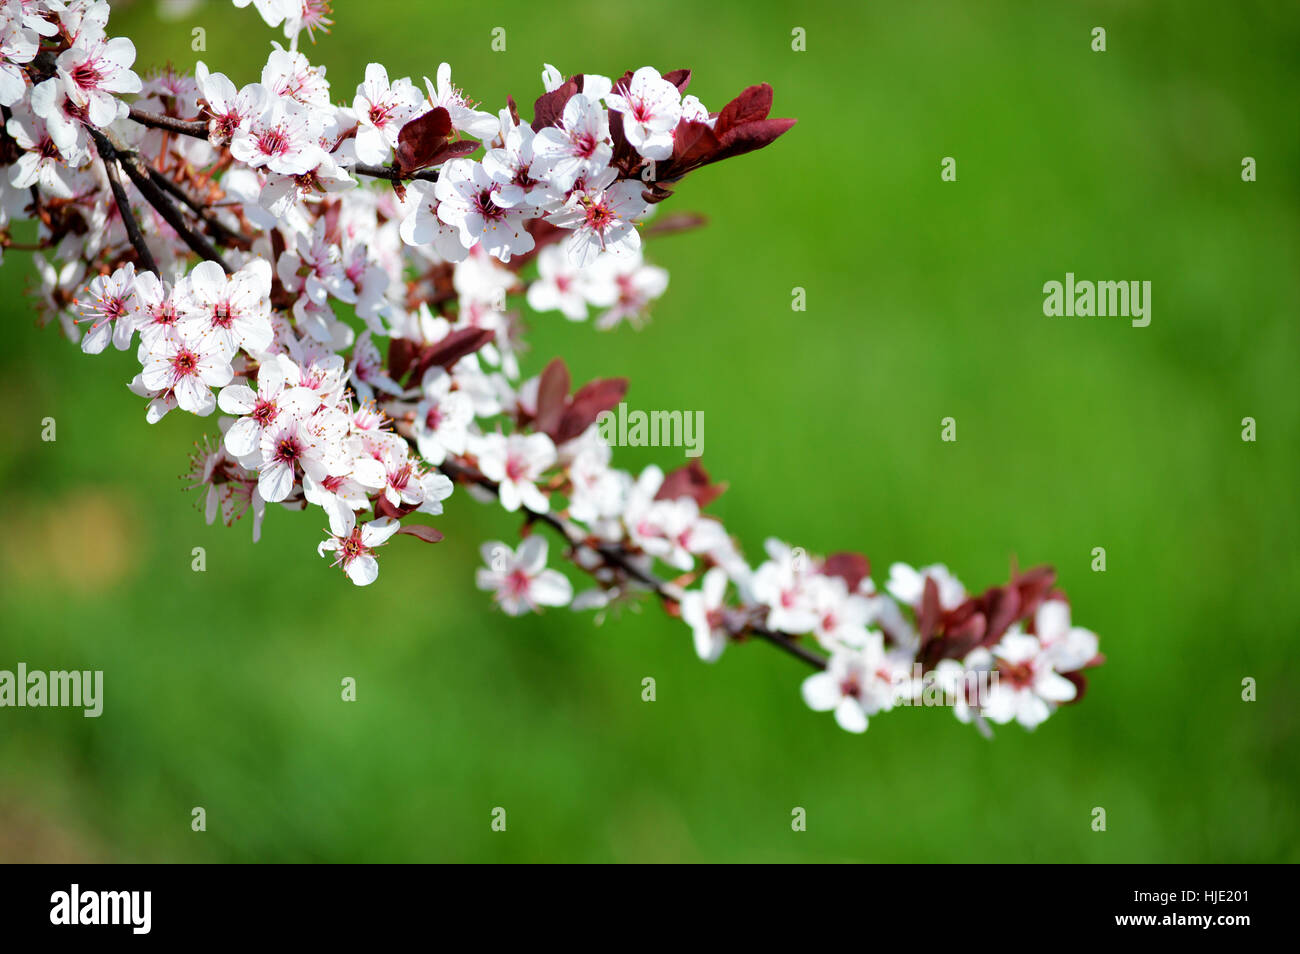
left=662, top=68, right=692, bottom=93
left=425, top=138, right=478, bottom=168
left=558, top=378, right=627, bottom=443
left=410, top=327, right=495, bottom=383
left=821, top=552, right=870, bottom=591
left=656, top=460, right=727, bottom=509
left=531, top=78, right=579, bottom=132
left=396, top=524, right=445, bottom=544
left=534, top=358, right=571, bottom=438
left=394, top=107, right=453, bottom=172
left=388, top=336, right=421, bottom=382
left=715, top=83, right=774, bottom=135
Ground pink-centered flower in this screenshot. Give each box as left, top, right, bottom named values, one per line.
left=230, top=95, right=326, bottom=176
left=472, top=431, right=556, bottom=513
left=434, top=159, right=535, bottom=263
left=217, top=353, right=321, bottom=462
left=546, top=167, right=648, bottom=267
left=255, top=405, right=349, bottom=503
left=981, top=629, right=1078, bottom=729
left=317, top=511, right=400, bottom=586
left=77, top=262, right=137, bottom=355
left=139, top=325, right=234, bottom=416
left=681, top=567, right=730, bottom=662
left=475, top=536, right=573, bottom=616
left=176, top=259, right=275, bottom=357
left=352, top=62, right=422, bottom=166
left=530, top=93, right=611, bottom=191
left=55, top=29, right=141, bottom=128
left=605, top=66, right=682, bottom=161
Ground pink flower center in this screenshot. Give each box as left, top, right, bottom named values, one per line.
left=340, top=530, right=366, bottom=563
left=252, top=400, right=277, bottom=426
left=257, top=126, right=290, bottom=158
left=474, top=189, right=507, bottom=222
left=571, top=131, right=598, bottom=158
left=582, top=199, right=616, bottom=234
left=71, top=60, right=104, bottom=90
left=505, top=569, right=531, bottom=597
left=170, top=349, right=199, bottom=379
left=504, top=455, right=527, bottom=481
left=839, top=674, right=862, bottom=700
left=389, top=463, right=412, bottom=490
left=274, top=435, right=303, bottom=465
left=999, top=660, right=1036, bottom=689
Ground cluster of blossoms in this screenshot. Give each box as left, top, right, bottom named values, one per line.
left=3, top=0, right=1102, bottom=735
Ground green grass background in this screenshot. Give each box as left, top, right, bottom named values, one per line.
left=1, top=0, right=1297, bottom=862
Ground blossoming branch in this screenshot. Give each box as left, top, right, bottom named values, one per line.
left=0, top=0, right=1103, bottom=735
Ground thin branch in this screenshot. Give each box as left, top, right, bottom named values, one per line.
left=127, top=107, right=208, bottom=139
left=434, top=455, right=828, bottom=671
left=93, top=137, right=159, bottom=275
left=116, top=155, right=234, bottom=273
left=145, top=166, right=254, bottom=249
left=353, top=163, right=440, bottom=183
left=123, top=109, right=438, bottom=186
left=90, top=126, right=232, bottom=272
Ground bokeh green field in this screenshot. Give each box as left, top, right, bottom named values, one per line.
left=1, top=0, right=1297, bottom=862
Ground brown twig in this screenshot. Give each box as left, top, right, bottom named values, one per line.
left=91, top=133, right=159, bottom=275
left=352, top=163, right=440, bottom=183
left=116, top=155, right=233, bottom=273
left=145, top=166, right=253, bottom=250
left=434, top=455, right=828, bottom=671
left=127, top=107, right=208, bottom=139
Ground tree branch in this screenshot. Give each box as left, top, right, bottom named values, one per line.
left=127, top=107, right=208, bottom=139
left=145, top=166, right=254, bottom=250
left=433, top=455, right=828, bottom=671
left=352, top=163, right=440, bottom=183
left=115, top=102, right=821, bottom=672
left=92, top=134, right=159, bottom=275
left=90, top=127, right=232, bottom=272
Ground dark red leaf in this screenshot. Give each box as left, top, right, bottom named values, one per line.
left=821, top=552, right=870, bottom=591
left=375, top=496, right=411, bottom=519
left=714, top=83, right=774, bottom=136
left=425, top=138, right=479, bottom=167
left=662, top=68, right=692, bottom=93
left=714, top=117, right=798, bottom=162
left=918, top=577, right=941, bottom=645
left=655, top=460, right=726, bottom=509
left=410, top=327, right=495, bottom=383
left=531, top=78, right=579, bottom=132
left=394, top=107, right=453, bottom=172
left=396, top=524, right=445, bottom=544
left=942, top=613, right=987, bottom=660
left=534, top=358, right=571, bottom=439
left=558, top=377, right=628, bottom=443
left=388, top=336, right=421, bottom=382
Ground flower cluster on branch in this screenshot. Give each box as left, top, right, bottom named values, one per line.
left=0, top=0, right=1103, bottom=735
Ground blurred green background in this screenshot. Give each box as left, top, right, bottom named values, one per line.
left=1, top=0, right=1297, bottom=862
